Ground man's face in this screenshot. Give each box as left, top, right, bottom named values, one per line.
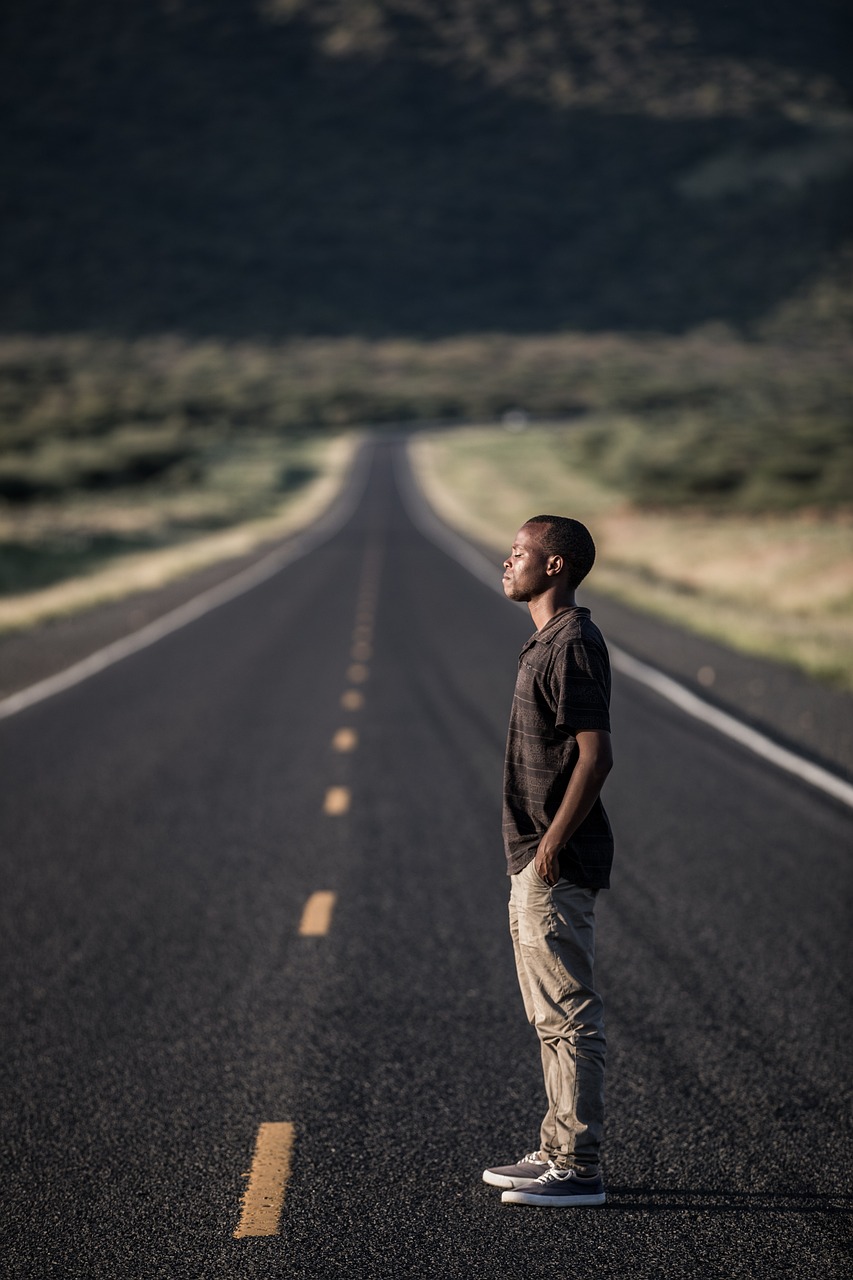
left=502, top=523, right=552, bottom=602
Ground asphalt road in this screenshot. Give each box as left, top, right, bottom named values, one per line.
left=2, top=440, right=851, bottom=1279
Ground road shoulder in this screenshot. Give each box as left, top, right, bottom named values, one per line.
left=585, top=587, right=853, bottom=783
left=0, top=437, right=367, bottom=706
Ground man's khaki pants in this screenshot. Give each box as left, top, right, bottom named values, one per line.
left=509, top=858, right=606, bottom=1170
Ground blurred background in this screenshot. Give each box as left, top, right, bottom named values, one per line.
left=1, top=0, right=851, bottom=683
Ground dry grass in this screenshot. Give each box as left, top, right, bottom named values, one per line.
left=0, top=434, right=357, bottom=632
left=411, top=425, right=853, bottom=688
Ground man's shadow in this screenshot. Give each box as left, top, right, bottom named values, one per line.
left=605, top=1187, right=853, bottom=1215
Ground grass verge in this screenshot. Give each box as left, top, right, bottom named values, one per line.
left=410, top=425, right=853, bottom=690
left=0, top=434, right=357, bottom=633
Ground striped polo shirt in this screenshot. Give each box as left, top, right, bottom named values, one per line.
left=503, top=606, right=614, bottom=887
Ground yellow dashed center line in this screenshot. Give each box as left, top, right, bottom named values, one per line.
left=323, top=785, right=351, bottom=815
left=332, top=727, right=358, bottom=752
left=234, top=1122, right=295, bottom=1239
left=235, top=542, right=387, bottom=1241
left=298, top=891, right=337, bottom=936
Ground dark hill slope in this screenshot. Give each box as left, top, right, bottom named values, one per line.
left=1, top=0, right=850, bottom=338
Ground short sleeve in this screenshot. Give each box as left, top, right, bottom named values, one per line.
left=551, top=636, right=611, bottom=735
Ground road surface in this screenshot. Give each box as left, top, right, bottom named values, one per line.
left=2, top=440, right=851, bottom=1278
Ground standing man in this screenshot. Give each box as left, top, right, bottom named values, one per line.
left=483, top=515, right=614, bottom=1208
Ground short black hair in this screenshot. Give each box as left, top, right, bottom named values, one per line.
left=524, top=515, right=596, bottom=590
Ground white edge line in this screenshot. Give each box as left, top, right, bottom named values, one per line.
left=0, top=443, right=373, bottom=721
left=397, top=441, right=853, bottom=812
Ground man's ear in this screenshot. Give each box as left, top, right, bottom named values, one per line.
left=546, top=554, right=564, bottom=576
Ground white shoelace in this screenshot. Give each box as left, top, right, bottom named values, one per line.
left=537, top=1163, right=577, bottom=1183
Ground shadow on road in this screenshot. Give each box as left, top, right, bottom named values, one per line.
left=606, top=1187, right=853, bottom=1215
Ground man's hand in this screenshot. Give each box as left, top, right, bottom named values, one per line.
left=534, top=841, right=561, bottom=886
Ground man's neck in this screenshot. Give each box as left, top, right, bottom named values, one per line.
left=528, top=589, right=577, bottom=632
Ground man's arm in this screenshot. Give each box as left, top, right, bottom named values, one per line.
left=534, top=729, right=614, bottom=886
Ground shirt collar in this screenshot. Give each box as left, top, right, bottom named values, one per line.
left=520, top=606, right=590, bottom=653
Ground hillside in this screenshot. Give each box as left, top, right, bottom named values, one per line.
left=0, top=1, right=851, bottom=613
left=2, top=0, right=851, bottom=339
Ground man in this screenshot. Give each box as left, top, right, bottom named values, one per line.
left=483, top=515, right=614, bottom=1208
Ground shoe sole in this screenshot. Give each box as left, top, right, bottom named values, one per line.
left=501, top=1189, right=606, bottom=1207
left=482, top=1171, right=543, bottom=1189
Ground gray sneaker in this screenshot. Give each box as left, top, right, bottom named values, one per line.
left=482, top=1151, right=549, bottom=1189
left=501, top=1163, right=606, bottom=1206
